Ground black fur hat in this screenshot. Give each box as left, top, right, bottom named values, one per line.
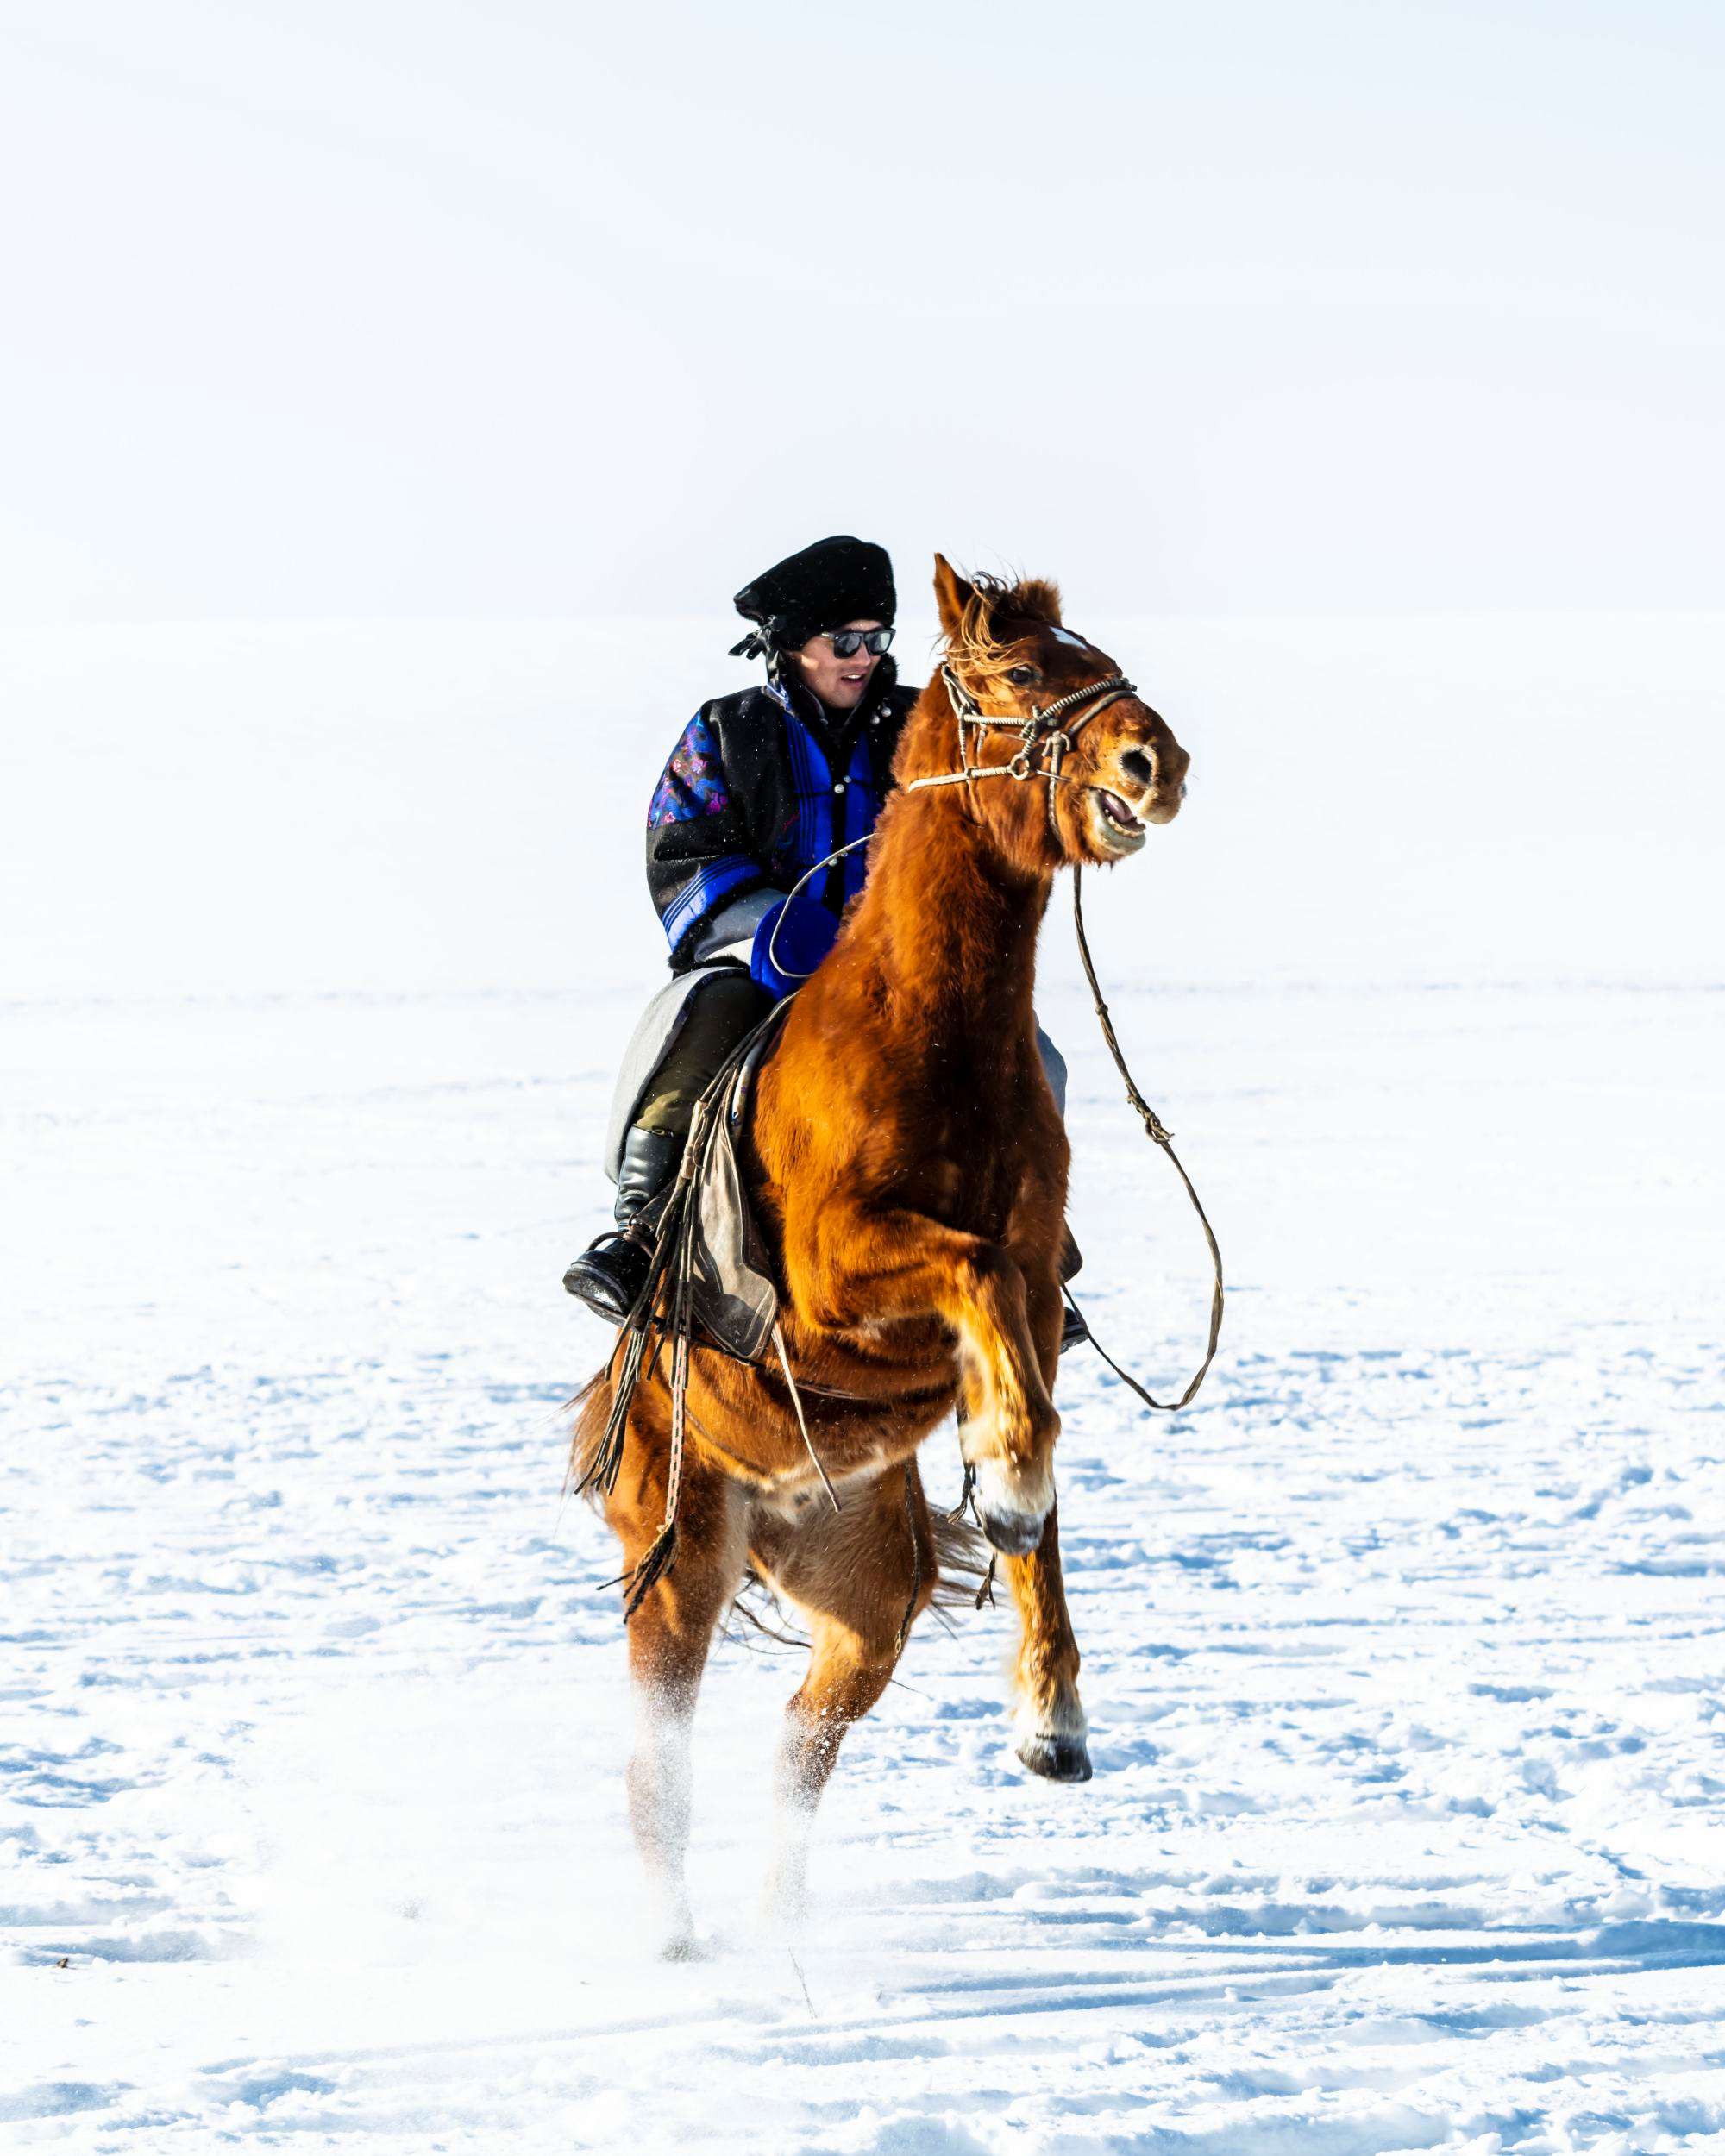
left=730, top=535, right=895, bottom=659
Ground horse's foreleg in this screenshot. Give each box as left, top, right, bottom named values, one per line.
left=607, top=1442, right=746, bottom=1959
left=803, top=1206, right=1058, bottom=1555
left=1004, top=1502, right=1091, bottom=1782
left=1000, top=1275, right=1090, bottom=1782
left=752, top=1469, right=937, bottom=1922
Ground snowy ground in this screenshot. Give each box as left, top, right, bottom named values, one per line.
left=4, top=619, right=1724, bottom=2151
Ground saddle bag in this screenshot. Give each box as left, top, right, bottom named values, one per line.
left=686, top=1013, right=783, bottom=1363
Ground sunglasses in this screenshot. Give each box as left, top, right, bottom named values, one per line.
left=822, top=628, right=894, bottom=658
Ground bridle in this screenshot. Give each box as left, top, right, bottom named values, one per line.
left=904, top=663, right=1140, bottom=837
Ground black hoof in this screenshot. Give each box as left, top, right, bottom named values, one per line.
left=1017, top=1733, right=1093, bottom=1783
left=980, top=1509, right=1045, bottom=1557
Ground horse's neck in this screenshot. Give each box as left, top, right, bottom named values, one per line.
left=862, top=788, right=1049, bottom=1049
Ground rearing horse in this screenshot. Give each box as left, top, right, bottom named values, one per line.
left=573, top=555, right=1190, bottom=1954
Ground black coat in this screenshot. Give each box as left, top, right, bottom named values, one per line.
left=644, top=661, right=920, bottom=972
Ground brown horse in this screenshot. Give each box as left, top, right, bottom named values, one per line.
left=573, top=555, right=1190, bottom=1953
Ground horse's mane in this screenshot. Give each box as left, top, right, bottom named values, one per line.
left=945, top=572, right=1064, bottom=695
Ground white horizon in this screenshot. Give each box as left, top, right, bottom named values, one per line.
left=2, top=1, right=1720, bottom=624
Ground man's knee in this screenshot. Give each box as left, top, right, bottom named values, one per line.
left=637, top=971, right=773, bottom=1136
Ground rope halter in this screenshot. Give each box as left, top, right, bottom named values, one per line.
left=906, top=664, right=1140, bottom=837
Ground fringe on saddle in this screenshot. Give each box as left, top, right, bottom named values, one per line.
left=568, top=1000, right=794, bottom=1620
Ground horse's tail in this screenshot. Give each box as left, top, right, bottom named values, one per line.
left=928, top=1497, right=995, bottom=1614
left=565, top=1364, right=618, bottom=1503
left=725, top=1476, right=995, bottom=1653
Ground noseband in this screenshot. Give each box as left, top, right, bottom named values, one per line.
left=903, top=665, right=1139, bottom=837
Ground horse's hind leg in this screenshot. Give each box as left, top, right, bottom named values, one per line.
left=606, top=1439, right=747, bottom=1959
left=750, top=1465, right=936, bottom=1923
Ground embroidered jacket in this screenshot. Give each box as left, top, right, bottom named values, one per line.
left=644, top=661, right=920, bottom=974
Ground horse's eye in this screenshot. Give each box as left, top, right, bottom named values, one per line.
left=1007, top=667, right=1036, bottom=686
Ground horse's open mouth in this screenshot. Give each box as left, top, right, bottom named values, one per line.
left=1091, top=788, right=1147, bottom=855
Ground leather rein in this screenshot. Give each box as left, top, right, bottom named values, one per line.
left=761, top=658, right=1225, bottom=1420
left=909, top=661, right=1225, bottom=1414
left=764, top=667, right=1135, bottom=976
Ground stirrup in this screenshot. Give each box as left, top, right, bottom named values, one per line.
left=561, top=1226, right=652, bottom=1323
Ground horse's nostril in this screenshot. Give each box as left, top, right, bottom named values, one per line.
left=1120, top=747, right=1156, bottom=789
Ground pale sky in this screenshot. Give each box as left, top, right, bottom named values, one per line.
left=2, top=0, right=1719, bottom=620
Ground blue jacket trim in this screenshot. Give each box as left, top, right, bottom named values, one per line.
left=660, top=852, right=759, bottom=949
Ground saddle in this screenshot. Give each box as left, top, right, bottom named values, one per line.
left=680, top=1007, right=1084, bottom=1369
left=684, top=1009, right=784, bottom=1363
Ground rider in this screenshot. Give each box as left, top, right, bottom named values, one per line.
left=562, top=535, right=919, bottom=1322
left=561, top=533, right=1085, bottom=1348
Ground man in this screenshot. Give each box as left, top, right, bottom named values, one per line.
left=562, top=535, right=919, bottom=1321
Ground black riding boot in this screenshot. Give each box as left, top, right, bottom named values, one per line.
left=561, top=1127, right=681, bottom=1323
left=1057, top=1225, right=1089, bottom=1353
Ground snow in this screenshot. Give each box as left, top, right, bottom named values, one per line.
left=4, top=617, right=1724, bottom=2152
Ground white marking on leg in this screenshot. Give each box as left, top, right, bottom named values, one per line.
left=630, top=1698, right=696, bottom=1954
left=763, top=1792, right=815, bottom=1929
left=1013, top=1689, right=1088, bottom=1749
left=971, top=1451, right=1054, bottom=1530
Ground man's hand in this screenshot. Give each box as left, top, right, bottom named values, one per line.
left=750, top=892, right=839, bottom=1000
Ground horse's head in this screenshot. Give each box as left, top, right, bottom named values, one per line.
left=928, top=555, right=1189, bottom=874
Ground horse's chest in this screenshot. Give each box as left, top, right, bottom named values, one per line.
left=913, top=1142, right=1051, bottom=1243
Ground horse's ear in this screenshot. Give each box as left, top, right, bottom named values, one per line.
left=932, top=554, right=974, bottom=640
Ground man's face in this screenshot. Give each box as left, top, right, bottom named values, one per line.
left=795, top=619, right=887, bottom=711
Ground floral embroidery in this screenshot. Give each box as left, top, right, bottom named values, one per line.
left=648, top=713, right=731, bottom=826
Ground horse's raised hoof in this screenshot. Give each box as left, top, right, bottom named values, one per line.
left=1017, top=1733, right=1093, bottom=1783
left=966, top=1457, right=1054, bottom=1557
left=979, top=1507, right=1046, bottom=1557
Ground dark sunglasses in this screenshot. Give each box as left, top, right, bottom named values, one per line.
left=822, top=628, right=894, bottom=658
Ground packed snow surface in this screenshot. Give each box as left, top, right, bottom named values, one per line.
left=4, top=618, right=1723, bottom=2152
